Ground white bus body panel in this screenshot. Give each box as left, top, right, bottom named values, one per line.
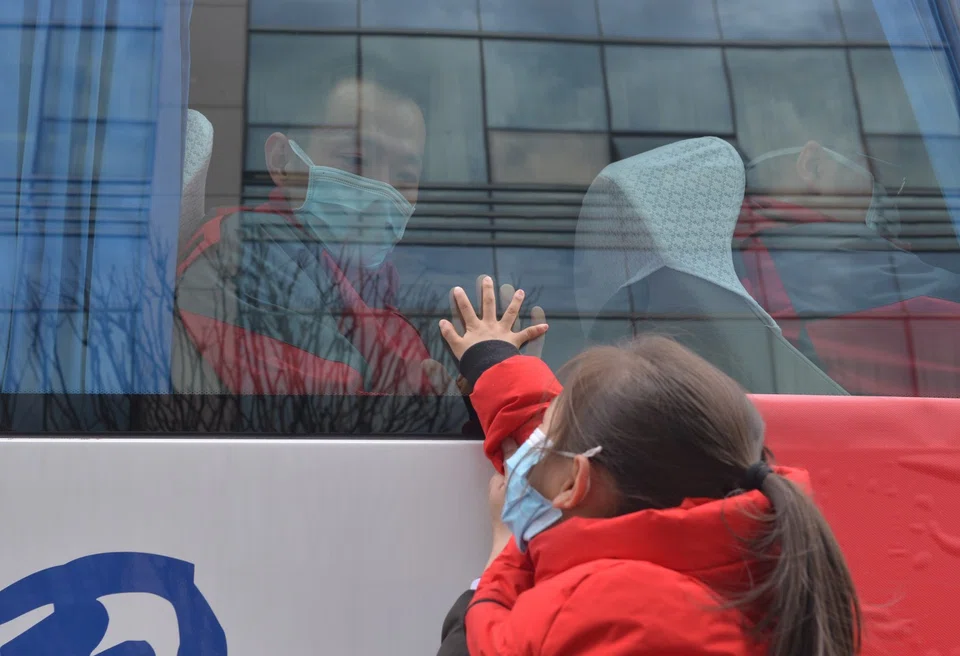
left=0, top=439, right=490, bottom=655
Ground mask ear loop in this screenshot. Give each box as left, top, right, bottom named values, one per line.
left=287, top=139, right=316, bottom=168
left=552, top=445, right=604, bottom=497
left=553, top=445, right=604, bottom=459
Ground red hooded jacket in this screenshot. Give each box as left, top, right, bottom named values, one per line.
left=458, top=348, right=802, bottom=655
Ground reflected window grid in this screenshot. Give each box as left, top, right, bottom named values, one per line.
left=228, top=1, right=960, bottom=410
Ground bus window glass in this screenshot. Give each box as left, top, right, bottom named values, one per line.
left=3, top=0, right=960, bottom=433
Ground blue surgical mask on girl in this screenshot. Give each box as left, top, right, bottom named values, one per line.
left=287, top=140, right=415, bottom=268
left=745, top=146, right=901, bottom=238
left=502, top=427, right=603, bottom=553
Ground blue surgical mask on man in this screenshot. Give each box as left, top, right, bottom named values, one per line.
left=502, top=427, right=603, bottom=552
left=288, top=140, right=415, bottom=269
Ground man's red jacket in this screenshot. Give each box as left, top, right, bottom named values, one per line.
left=175, top=192, right=433, bottom=395
left=736, top=196, right=960, bottom=397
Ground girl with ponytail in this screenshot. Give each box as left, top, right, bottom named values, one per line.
left=437, top=277, right=860, bottom=656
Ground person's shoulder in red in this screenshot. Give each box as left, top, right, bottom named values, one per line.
left=177, top=190, right=304, bottom=279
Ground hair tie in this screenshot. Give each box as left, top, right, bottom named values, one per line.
left=743, top=461, right=773, bottom=491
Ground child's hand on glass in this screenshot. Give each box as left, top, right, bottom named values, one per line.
left=439, top=275, right=548, bottom=360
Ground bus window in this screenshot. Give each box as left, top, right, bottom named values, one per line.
left=3, top=0, right=960, bottom=434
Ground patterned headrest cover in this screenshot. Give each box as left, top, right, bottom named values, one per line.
left=574, top=136, right=777, bottom=334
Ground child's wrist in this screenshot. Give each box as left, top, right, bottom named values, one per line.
left=485, top=529, right=513, bottom=569
left=459, top=341, right=521, bottom=387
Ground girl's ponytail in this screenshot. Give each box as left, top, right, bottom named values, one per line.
left=751, top=472, right=862, bottom=656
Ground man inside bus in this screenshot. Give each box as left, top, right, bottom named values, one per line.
left=736, top=130, right=960, bottom=396
left=174, top=61, right=457, bottom=398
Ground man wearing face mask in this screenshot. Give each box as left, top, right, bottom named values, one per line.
left=174, top=65, right=446, bottom=398
left=735, top=140, right=960, bottom=396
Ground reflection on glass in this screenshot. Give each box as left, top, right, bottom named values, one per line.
left=605, top=46, right=733, bottom=133
left=361, top=0, right=478, bottom=29
left=489, top=131, right=610, bottom=185
left=614, top=136, right=685, bottom=160
left=480, top=0, right=598, bottom=35
left=249, top=0, right=358, bottom=28
left=483, top=41, right=607, bottom=130
left=494, top=248, right=579, bottom=313
left=362, top=38, right=487, bottom=183
left=716, top=0, right=843, bottom=40
left=597, top=0, right=720, bottom=39
left=9, top=0, right=960, bottom=436
left=390, top=245, right=496, bottom=312
left=851, top=49, right=960, bottom=136
left=867, top=136, right=960, bottom=191
left=491, top=190, right=581, bottom=246
left=613, top=136, right=739, bottom=162
left=726, top=48, right=862, bottom=161
left=533, top=319, right=591, bottom=372
left=247, top=35, right=358, bottom=125
left=837, top=0, right=941, bottom=43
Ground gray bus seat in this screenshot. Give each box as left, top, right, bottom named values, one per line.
left=574, top=137, right=846, bottom=395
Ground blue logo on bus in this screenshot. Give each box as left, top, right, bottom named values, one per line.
left=0, top=552, right=226, bottom=655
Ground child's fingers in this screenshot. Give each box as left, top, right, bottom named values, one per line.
left=514, top=323, right=549, bottom=347
left=480, top=275, right=497, bottom=321
left=500, top=288, right=524, bottom=329
left=439, top=318, right=465, bottom=348
left=525, top=306, right=547, bottom=359
left=452, top=287, right=480, bottom=327
left=448, top=288, right=465, bottom=336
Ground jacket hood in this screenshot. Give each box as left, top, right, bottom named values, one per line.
left=526, top=466, right=811, bottom=595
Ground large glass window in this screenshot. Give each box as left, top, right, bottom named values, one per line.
left=716, top=0, right=844, bottom=41
left=483, top=41, right=608, bottom=130
left=4, top=0, right=960, bottom=432
left=362, top=37, right=487, bottom=184
left=362, top=0, right=478, bottom=30
left=728, top=48, right=864, bottom=154
left=479, top=0, right=599, bottom=36
left=597, top=0, right=720, bottom=39
left=488, top=132, right=609, bottom=185
left=605, top=46, right=733, bottom=134
left=850, top=49, right=960, bottom=135
left=250, top=0, right=358, bottom=29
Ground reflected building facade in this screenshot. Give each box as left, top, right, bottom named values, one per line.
left=188, top=0, right=960, bottom=379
